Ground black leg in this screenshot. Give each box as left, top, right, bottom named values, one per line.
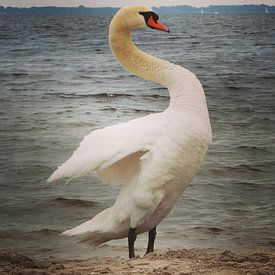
left=128, top=227, right=137, bottom=258
left=145, top=226, right=157, bottom=255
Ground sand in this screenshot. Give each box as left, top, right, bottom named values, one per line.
left=0, top=249, right=274, bottom=274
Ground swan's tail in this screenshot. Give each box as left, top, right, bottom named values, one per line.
left=62, top=207, right=128, bottom=246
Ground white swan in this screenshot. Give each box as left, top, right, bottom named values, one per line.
left=48, top=5, right=212, bottom=258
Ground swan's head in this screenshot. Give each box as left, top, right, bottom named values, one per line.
left=113, top=5, right=169, bottom=32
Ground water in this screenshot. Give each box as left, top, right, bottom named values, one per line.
left=0, top=13, right=274, bottom=260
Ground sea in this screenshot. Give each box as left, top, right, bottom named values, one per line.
left=0, top=13, right=274, bottom=260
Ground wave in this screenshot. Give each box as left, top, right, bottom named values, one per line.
left=43, top=90, right=169, bottom=100
left=0, top=229, right=62, bottom=240
left=226, top=86, right=241, bottom=90
left=30, top=229, right=62, bottom=236
left=10, top=72, right=29, bottom=77
left=0, top=72, right=28, bottom=78
left=71, top=74, right=132, bottom=82
left=102, top=107, right=157, bottom=114
left=125, top=108, right=158, bottom=114
left=0, top=230, right=26, bottom=240
left=44, top=92, right=135, bottom=99
left=236, top=145, right=269, bottom=153
left=0, top=98, right=10, bottom=102
left=72, top=74, right=93, bottom=80
left=259, top=75, right=275, bottom=80
left=226, top=162, right=275, bottom=173
left=167, top=36, right=181, bottom=40
left=232, top=180, right=260, bottom=187
left=53, top=197, right=98, bottom=208
left=208, top=161, right=274, bottom=176
left=10, top=47, right=36, bottom=52
left=251, top=116, right=274, bottom=123
left=57, top=121, right=94, bottom=128
left=101, top=107, right=117, bottom=111
left=0, top=72, right=51, bottom=79
left=144, top=94, right=169, bottom=99
left=227, top=164, right=265, bottom=172
left=149, top=87, right=166, bottom=91
left=193, top=226, right=225, bottom=235
left=56, top=109, right=74, bottom=115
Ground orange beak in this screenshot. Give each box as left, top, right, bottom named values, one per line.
left=147, top=15, right=170, bottom=32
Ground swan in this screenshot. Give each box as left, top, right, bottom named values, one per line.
left=48, top=5, right=212, bottom=258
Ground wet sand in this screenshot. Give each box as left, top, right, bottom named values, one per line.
left=1, top=249, right=274, bottom=274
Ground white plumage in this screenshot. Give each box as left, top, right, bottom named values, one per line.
left=48, top=5, right=212, bottom=254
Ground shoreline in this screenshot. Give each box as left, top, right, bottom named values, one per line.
left=1, top=249, right=274, bottom=274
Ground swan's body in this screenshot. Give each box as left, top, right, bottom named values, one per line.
left=48, top=6, right=212, bottom=257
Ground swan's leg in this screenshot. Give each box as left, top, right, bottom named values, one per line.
left=145, top=226, right=157, bottom=255
left=128, top=227, right=137, bottom=258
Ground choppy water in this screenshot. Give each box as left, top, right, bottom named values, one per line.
left=0, top=13, right=274, bottom=260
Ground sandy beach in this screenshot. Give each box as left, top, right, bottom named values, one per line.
left=1, top=249, right=274, bottom=274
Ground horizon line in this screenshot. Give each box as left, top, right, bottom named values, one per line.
left=1, top=3, right=274, bottom=8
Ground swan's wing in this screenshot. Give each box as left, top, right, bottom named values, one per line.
left=47, top=113, right=167, bottom=186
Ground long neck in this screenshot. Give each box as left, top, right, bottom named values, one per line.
left=109, top=20, right=176, bottom=88
left=109, top=19, right=209, bottom=115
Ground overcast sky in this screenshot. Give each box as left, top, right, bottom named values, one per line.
left=1, top=0, right=275, bottom=8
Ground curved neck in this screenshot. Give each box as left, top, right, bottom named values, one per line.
left=108, top=18, right=209, bottom=119
left=109, top=21, right=176, bottom=88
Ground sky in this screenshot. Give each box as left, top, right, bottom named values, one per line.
left=1, top=0, right=275, bottom=8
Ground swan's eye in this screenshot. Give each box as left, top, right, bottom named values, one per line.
left=139, top=11, right=159, bottom=23
left=153, top=13, right=159, bottom=22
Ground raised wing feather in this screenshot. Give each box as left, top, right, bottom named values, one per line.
left=47, top=113, right=167, bottom=185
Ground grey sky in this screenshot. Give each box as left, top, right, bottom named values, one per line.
left=1, top=0, right=275, bottom=8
